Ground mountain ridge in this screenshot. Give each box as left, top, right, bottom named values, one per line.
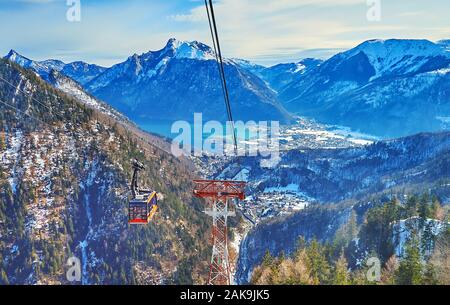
left=5, top=40, right=293, bottom=124
left=4, top=50, right=107, bottom=85
left=83, top=38, right=293, bottom=123
left=278, top=38, right=450, bottom=137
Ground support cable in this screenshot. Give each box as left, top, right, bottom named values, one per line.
left=0, top=97, right=52, bottom=128
left=0, top=75, right=53, bottom=112
left=204, top=0, right=239, bottom=158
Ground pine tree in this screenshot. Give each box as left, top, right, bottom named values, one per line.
left=421, top=221, right=435, bottom=259
left=268, top=256, right=281, bottom=285
left=292, top=249, right=313, bottom=285
left=333, top=210, right=358, bottom=252
left=431, top=198, right=444, bottom=220
left=396, top=240, right=423, bottom=285
left=305, top=239, right=331, bottom=285
left=405, top=195, right=419, bottom=217
left=418, top=198, right=431, bottom=220
left=333, top=252, right=349, bottom=285
left=262, top=250, right=274, bottom=268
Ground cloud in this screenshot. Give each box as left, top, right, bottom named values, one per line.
left=167, top=0, right=450, bottom=65
left=170, top=0, right=363, bottom=23
left=169, top=12, right=206, bottom=22
left=166, top=0, right=368, bottom=63
left=1, top=0, right=449, bottom=66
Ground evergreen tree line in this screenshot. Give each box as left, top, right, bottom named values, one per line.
left=251, top=194, right=449, bottom=285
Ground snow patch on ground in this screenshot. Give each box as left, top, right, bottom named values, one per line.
left=1, top=130, right=23, bottom=193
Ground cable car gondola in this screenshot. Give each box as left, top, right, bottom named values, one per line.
left=128, top=160, right=158, bottom=224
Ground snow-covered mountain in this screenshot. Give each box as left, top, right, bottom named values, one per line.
left=234, top=58, right=323, bottom=92
left=4, top=50, right=106, bottom=85
left=279, top=39, right=450, bottom=137
left=84, top=38, right=292, bottom=123
left=61, top=61, right=107, bottom=85
left=7, top=38, right=450, bottom=138
left=343, top=39, right=448, bottom=80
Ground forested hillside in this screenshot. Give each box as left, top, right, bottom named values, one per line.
left=250, top=195, right=449, bottom=285
left=0, top=59, right=210, bottom=284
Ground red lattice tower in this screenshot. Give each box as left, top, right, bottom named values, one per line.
left=193, top=180, right=246, bottom=285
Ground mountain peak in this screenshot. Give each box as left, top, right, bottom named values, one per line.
left=352, top=39, right=444, bottom=58
left=4, top=49, right=35, bottom=68
left=165, top=38, right=201, bottom=49
left=165, top=37, right=180, bottom=48
left=5, top=49, right=26, bottom=60
left=6, top=49, right=19, bottom=58
left=338, top=38, right=450, bottom=80
left=163, top=38, right=215, bottom=60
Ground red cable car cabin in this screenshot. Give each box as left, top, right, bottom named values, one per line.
left=129, top=191, right=158, bottom=224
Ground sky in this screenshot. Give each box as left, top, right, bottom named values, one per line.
left=0, top=0, right=449, bottom=67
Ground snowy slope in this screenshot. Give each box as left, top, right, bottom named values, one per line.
left=47, top=70, right=130, bottom=123
left=343, top=39, right=450, bottom=81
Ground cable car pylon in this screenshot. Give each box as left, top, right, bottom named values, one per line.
left=193, top=0, right=247, bottom=285
left=193, top=180, right=245, bottom=285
